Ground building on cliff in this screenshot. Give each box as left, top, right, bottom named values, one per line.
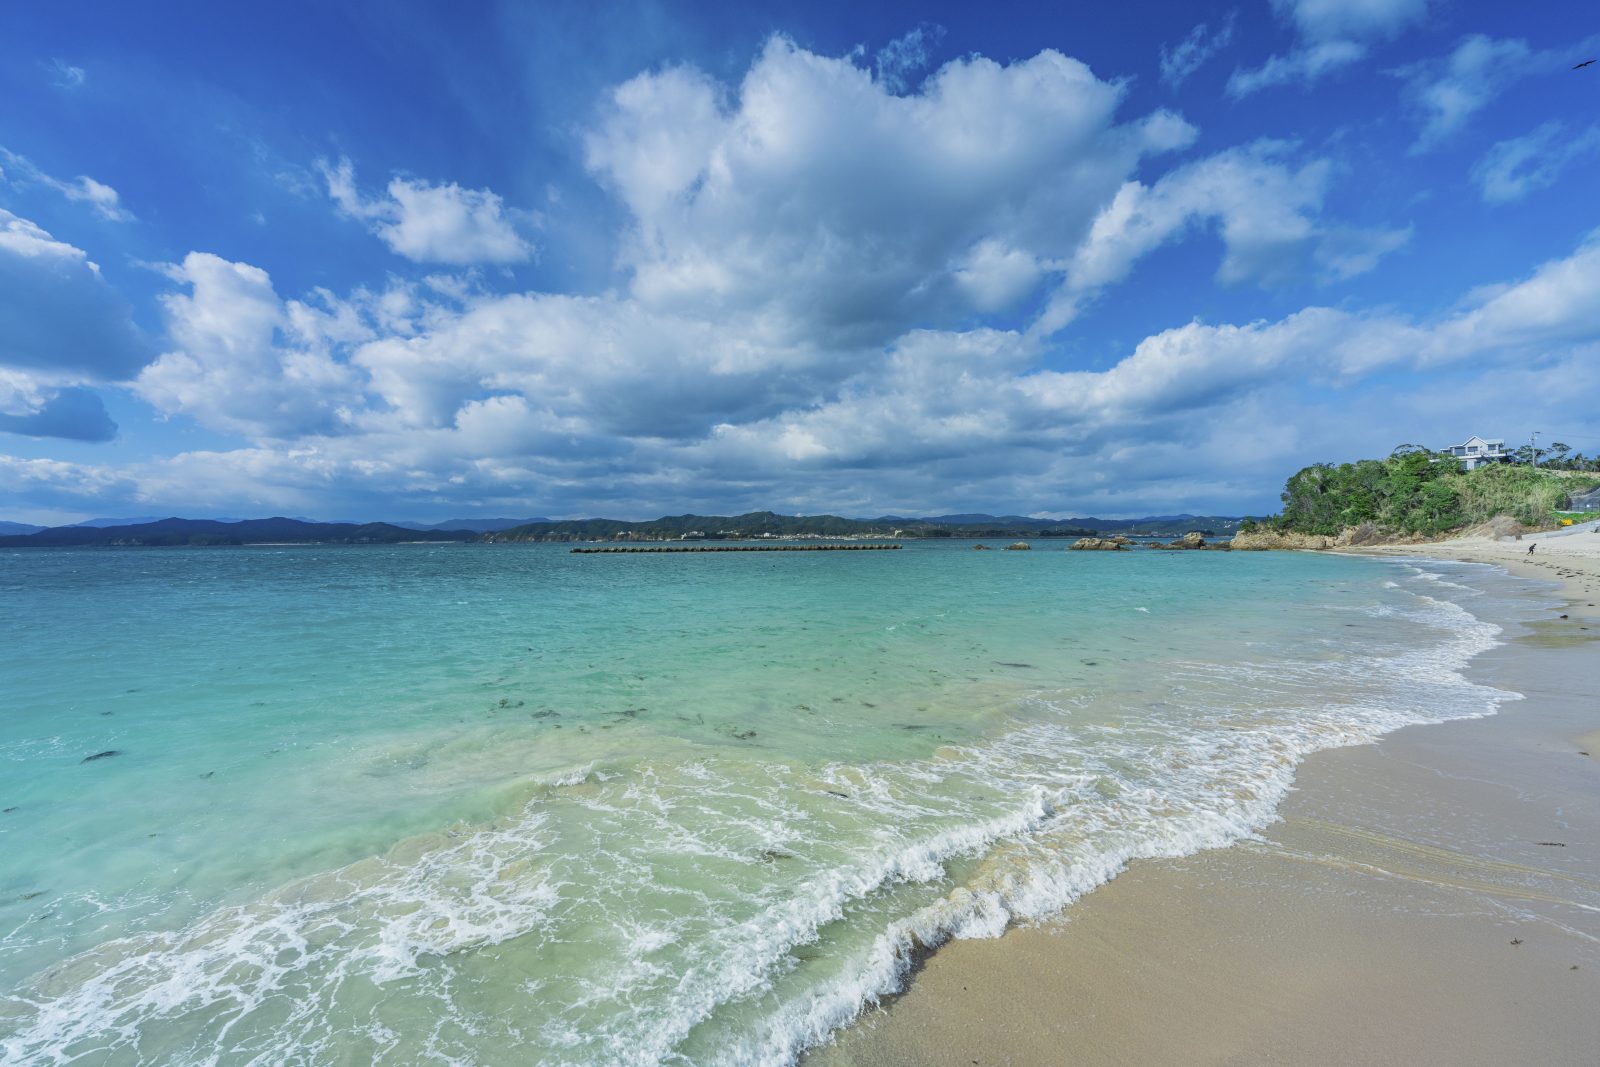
left=1440, top=435, right=1509, bottom=470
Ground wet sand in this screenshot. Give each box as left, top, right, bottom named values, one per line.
left=809, top=538, right=1600, bottom=1067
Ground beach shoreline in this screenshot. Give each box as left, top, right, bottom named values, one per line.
left=808, top=537, right=1600, bottom=1067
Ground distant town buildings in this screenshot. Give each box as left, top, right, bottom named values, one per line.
left=1440, top=435, right=1509, bottom=470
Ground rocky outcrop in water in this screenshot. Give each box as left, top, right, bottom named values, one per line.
left=1004, top=541, right=1031, bottom=550
left=1230, top=529, right=1336, bottom=550
left=1068, top=537, right=1131, bottom=551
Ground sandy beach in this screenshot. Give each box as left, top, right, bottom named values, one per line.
left=810, top=532, right=1600, bottom=1067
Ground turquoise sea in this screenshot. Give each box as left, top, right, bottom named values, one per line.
left=0, top=542, right=1515, bottom=1065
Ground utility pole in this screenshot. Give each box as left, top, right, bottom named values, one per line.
left=1530, top=431, right=1542, bottom=467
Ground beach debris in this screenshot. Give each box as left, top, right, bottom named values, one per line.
left=80, top=750, right=121, bottom=763
left=1510, top=938, right=1523, bottom=946
left=1535, top=841, right=1567, bottom=847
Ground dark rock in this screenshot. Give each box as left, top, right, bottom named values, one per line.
left=1004, top=541, right=1031, bottom=550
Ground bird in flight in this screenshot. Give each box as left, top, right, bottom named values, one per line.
left=1575, top=58, right=1597, bottom=69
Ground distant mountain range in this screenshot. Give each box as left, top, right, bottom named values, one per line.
left=0, top=517, right=477, bottom=548
left=0, top=512, right=1241, bottom=548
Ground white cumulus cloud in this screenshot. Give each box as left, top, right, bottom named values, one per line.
left=136, top=253, right=365, bottom=438
left=321, top=158, right=534, bottom=265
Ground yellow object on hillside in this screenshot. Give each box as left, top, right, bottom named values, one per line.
left=1560, top=518, right=1574, bottom=526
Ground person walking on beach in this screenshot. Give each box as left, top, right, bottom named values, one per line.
left=1528, top=543, right=1537, bottom=554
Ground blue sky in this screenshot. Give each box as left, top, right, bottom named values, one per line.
left=2, top=0, right=1597, bottom=523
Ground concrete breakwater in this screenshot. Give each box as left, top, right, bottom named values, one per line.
left=570, top=543, right=903, bottom=553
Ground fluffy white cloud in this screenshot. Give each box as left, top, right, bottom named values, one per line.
left=322, top=158, right=534, bottom=264
left=586, top=38, right=1196, bottom=347
left=6, top=38, right=1481, bottom=515
left=135, top=253, right=364, bottom=438
left=1229, top=0, right=1427, bottom=97
left=1044, top=142, right=1408, bottom=331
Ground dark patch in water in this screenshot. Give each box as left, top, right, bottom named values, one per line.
left=1082, top=660, right=1099, bottom=666
left=894, top=723, right=930, bottom=731
left=20, top=891, right=45, bottom=901
left=2, top=806, right=17, bottom=813
left=81, top=750, right=120, bottom=764
left=615, top=707, right=647, bottom=719
left=823, top=790, right=850, bottom=799
left=531, top=709, right=560, bottom=719
left=995, top=661, right=1036, bottom=669
left=199, top=771, right=215, bottom=779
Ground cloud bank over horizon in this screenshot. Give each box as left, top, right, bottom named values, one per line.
left=1, top=3, right=1595, bottom=524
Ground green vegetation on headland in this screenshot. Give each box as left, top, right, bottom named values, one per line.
left=1244, top=447, right=1600, bottom=543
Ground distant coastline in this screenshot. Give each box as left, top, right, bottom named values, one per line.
left=0, top=511, right=1244, bottom=548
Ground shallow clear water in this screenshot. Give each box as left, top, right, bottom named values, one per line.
left=0, top=542, right=1514, bottom=1065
